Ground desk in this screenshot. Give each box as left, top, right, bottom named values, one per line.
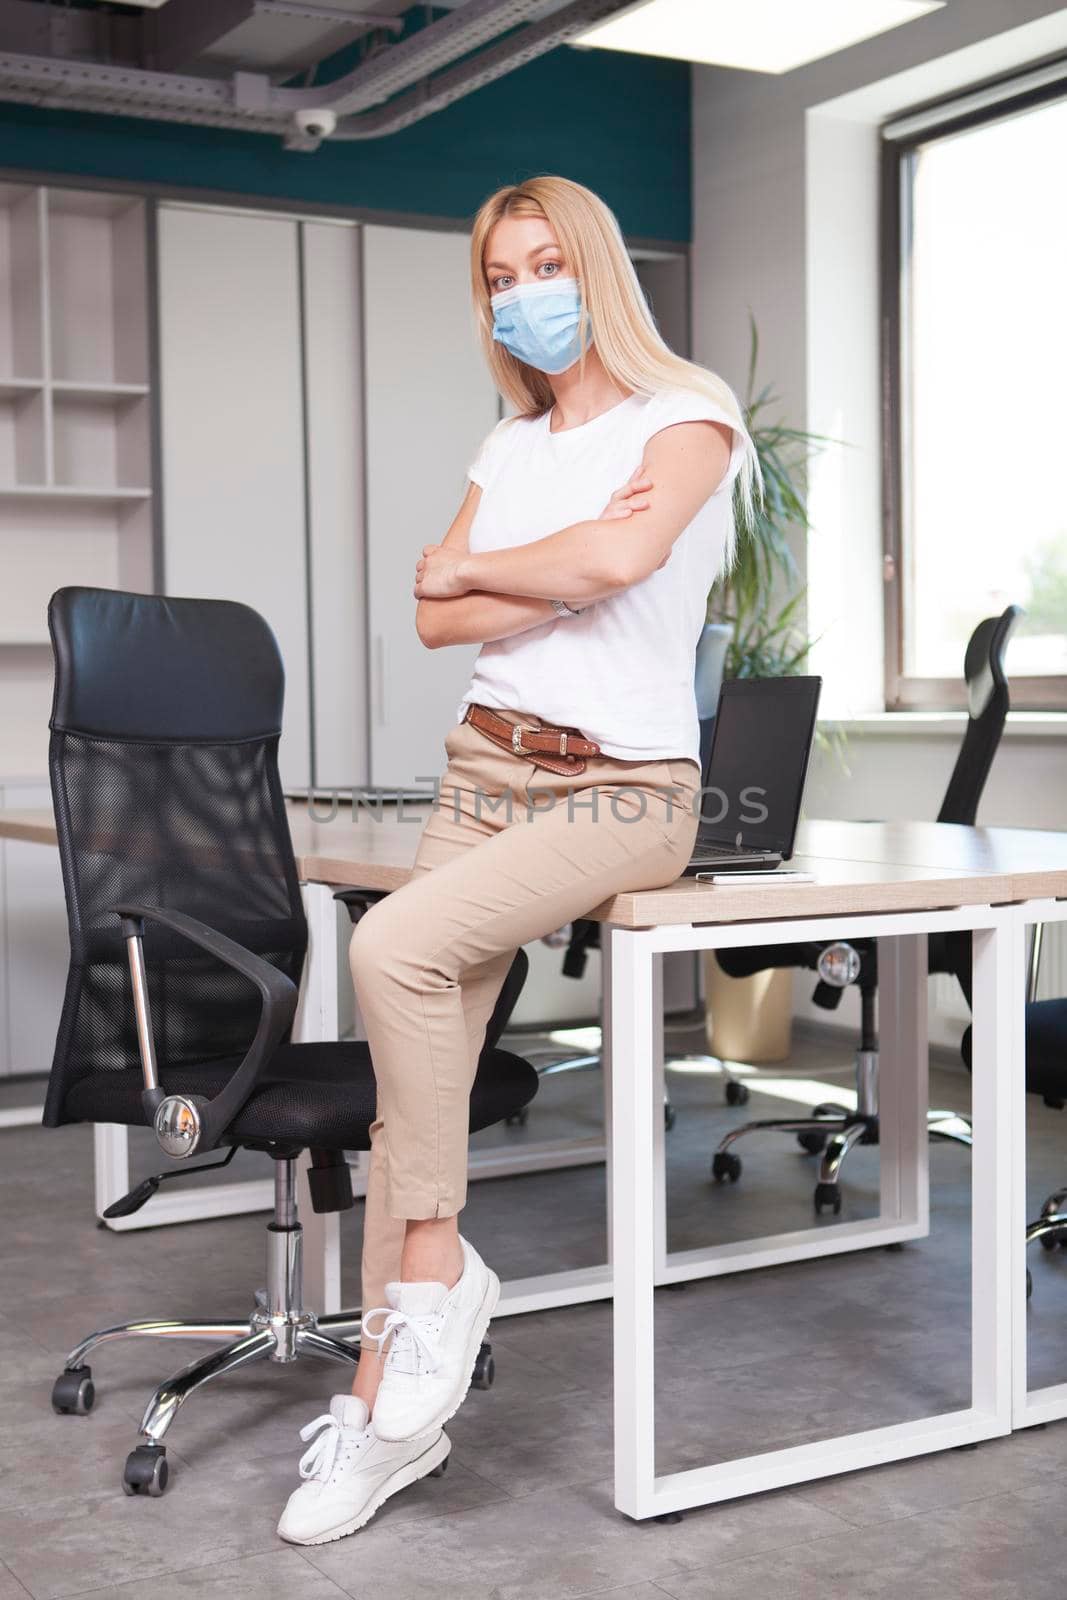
left=3, top=803, right=1065, bottom=1516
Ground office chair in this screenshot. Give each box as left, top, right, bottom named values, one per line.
left=43, top=586, right=538, bottom=1498
left=960, top=924, right=1067, bottom=1299
left=710, top=605, right=1023, bottom=1213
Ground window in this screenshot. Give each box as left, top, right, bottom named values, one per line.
left=882, top=78, right=1067, bottom=709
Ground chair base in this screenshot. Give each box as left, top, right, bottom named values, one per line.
left=1025, top=1187, right=1067, bottom=1299
left=710, top=1045, right=973, bottom=1211
left=51, top=1158, right=365, bottom=1495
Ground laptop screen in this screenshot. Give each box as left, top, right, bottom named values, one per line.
left=699, top=676, right=822, bottom=857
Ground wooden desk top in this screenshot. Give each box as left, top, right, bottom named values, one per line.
left=2, top=803, right=1065, bottom=930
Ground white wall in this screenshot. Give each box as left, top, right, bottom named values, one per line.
left=690, top=2, right=1067, bottom=1042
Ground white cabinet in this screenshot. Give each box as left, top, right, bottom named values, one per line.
left=157, top=204, right=313, bottom=790
left=302, top=221, right=367, bottom=792
left=0, top=184, right=152, bottom=663
left=157, top=204, right=368, bottom=795
left=0, top=178, right=155, bottom=1078
left=362, top=225, right=499, bottom=784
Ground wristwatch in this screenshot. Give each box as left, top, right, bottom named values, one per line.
left=551, top=599, right=587, bottom=618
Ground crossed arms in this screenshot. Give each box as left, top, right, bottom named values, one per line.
left=414, top=417, right=734, bottom=650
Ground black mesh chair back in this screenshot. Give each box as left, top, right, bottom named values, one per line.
left=937, top=605, right=1023, bottom=826
left=43, top=586, right=307, bottom=1129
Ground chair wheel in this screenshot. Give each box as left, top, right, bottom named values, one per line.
left=725, top=1080, right=749, bottom=1106
left=711, top=1151, right=742, bottom=1184
left=797, top=1130, right=828, bottom=1156
left=52, top=1365, right=95, bottom=1416
left=471, top=1341, right=495, bottom=1391
left=122, top=1444, right=168, bottom=1497
left=664, top=1101, right=677, bottom=1132
left=1039, top=1233, right=1058, bottom=1252
left=814, top=1182, right=842, bottom=1216
left=1027, top=1268, right=1033, bottom=1300
left=428, top=1453, right=450, bottom=1478
left=505, top=1107, right=529, bottom=1128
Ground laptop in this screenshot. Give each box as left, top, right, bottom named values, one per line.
left=683, top=675, right=822, bottom=874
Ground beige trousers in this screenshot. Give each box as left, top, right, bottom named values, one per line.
left=349, top=706, right=701, bottom=1314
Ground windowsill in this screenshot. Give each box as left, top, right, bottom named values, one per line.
left=819, top=711, right=1067, bottom=738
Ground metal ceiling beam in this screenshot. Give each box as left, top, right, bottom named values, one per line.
left=248, top=0, right=563, bottom=114
left=0, top=50, right=245, bottom=124
left=0, top=0, right=639, bottom=144
left=329, top=0, right=643, bottom=139
left=253, top=2, right=404, bottom=28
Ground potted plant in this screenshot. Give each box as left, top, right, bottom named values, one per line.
left=701, top=316, right=846, bottom=1063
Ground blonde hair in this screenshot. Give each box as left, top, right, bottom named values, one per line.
left=469, top=174, right=761, bottom=575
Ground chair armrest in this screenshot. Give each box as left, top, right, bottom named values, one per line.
left=110, top=901, right=300, bottom=1156
left=333, top=887, right=390, bottom=926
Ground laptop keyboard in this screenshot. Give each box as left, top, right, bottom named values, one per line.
left=691, top=838, right=775, bottom=863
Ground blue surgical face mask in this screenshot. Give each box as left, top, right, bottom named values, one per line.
left=490, top=276, right=592, bottom=374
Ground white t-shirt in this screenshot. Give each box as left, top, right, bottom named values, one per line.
left=456, top=386, right=747, bottom=763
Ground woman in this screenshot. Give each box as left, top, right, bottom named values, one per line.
left=278, top=175, right=759, bottom=1545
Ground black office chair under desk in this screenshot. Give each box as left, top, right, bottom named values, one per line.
left=43, top=586, right=538, bottom=1498
left=709, top=605, right=1022, bottom=1212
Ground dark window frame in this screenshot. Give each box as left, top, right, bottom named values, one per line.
left=880, top=72, right=1067, bottom=711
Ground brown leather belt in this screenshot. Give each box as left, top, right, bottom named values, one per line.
left=463, top=703, right=601, bottom=777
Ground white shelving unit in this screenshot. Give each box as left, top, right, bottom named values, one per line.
left=0, top=182, right=153, bottom=650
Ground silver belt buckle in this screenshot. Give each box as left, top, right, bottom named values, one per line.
left=512, top=723, right=527, bottom=753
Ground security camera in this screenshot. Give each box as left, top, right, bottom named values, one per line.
left=293, top=108, right=337, bottom=140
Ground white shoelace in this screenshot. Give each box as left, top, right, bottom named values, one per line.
left=361, top=1305, right=442, bottom=1374
left=298, top=1413, right=362, bottom=1482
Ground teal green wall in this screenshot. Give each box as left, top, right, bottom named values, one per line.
left=0, top=34, right=690, bottom=242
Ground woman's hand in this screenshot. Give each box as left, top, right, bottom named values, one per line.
left=414, top=543, right=471, bottom=599
left=599, top=464, right=653, bottom=521
left=597, top=463, right=670, bottom=573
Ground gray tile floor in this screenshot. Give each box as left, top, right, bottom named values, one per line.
left=3, top=1019, right=1067, bottom=1599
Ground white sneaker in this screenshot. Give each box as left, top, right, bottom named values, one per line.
left=276, top=1393, right=450, bottom=1545
left=363, top=1235, right=500, bottom=1443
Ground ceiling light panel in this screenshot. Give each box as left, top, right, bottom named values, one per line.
left=575, top=0, right=944, bottom=75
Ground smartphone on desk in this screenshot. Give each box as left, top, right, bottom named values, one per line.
left=695, top=869, right=816, bottom=885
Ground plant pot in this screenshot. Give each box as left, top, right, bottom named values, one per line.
left=694, top=622, right=732, bottom=720
left=703, top=954, right=794, bottom=1063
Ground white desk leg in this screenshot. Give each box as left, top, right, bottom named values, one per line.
left=1008, top=898, right=1067, bottom=1427
left=607, top=906, right=1013, bottom=1519
left=602, top=947, right=614, bottom=1268
left=651, top=954, right=668, bottom=1280
left=0, top=1102, right=45, bottom=1129
left=610, top=925, right=659, bottom=1520
left=296, top=881, right=343, bottom=1316
left=972, top=909, right=1021, bottom=1430
left=876, top=932, right=929, bottom=1233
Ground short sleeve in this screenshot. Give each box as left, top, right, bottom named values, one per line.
left=466, top=416, right=516, bottom=491
left=640, top=388, right=750, bottom=496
